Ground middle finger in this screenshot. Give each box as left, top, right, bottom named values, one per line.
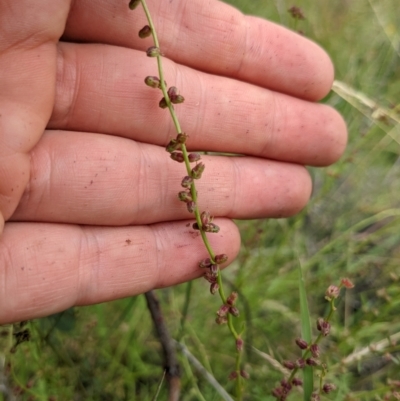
left=50, top=42, right=346, bottom=167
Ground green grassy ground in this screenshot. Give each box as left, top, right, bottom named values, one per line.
left=2, top=0, right=400, bottom=400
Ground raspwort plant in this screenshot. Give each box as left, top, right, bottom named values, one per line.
left=128, top=0, right=246, bottom=398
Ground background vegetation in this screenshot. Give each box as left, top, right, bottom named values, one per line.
left=1, top=0, right=399, bottom=400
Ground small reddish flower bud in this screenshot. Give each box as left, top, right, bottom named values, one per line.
left=188, top=153, right=201, bottom=163
left=199, top=258, right=212, bottom=268
left=295, top=358, right=306, bottom=369
left=138, top=25, right=152, bottom=38
left=167, top=86, right=179, bottom=98
left=227, top=291, right=238, bottom=306
left=236, top=337, right=244, bottom=352
left=186, top=201, right=196, bottom=213
left=325, top=285, right=340, bottom=300
left=178, top=191, right=192, bottom=202
left=210, top=282, right=219, bottom=295
left=170, top=152, right=184, bottom=163
left=171, top=94, right=185, bottom=104
left=310, top=343, right=320, bottom=358
left=204, top=271, right=217, bottom=283
left=217, top=304, right=230, bottom=317
left=229, top=306, right=240, bottom=317
left=240, top=370, right=250, bottom=379
left=282, top=360, right=295, bottom=370
left=159, top=97, right=168, bottom=109
left=228, top=371, right=238, bottom=380
left=311, top=393, right=320, bottom=401
left=165, top=139, right=180, bottom=153
left=191, top=162, right=205, bottom=179
left=181, top=176, right=193, bottom=188
left=322, top=383, right=336, bottom=393
left=341, top=278, right=355, bottom=289
left=204, top=223, right=220, bottom=233
left=306, top=358, right=318, bottom=366
left=176, top=133, right=188, bottom=144
left=128, top=0, right=141, bottom=10
left=295, top=338, right=308, bottom=350
left=209, top=263, right=218, bottom=275
left=200, top=211, right=212, bottom=226
left=215, top=315, right=227, bottom=324
left=144, top=76, right=160, bottom=88
left=281, top=380, right=292, bottom=390
left=146, top=46, right=161, bottom=57
left=317, top=318, right=331, bottom=336
left=214, top=253, right=228, bottom=264
left=292, top=377, right=303, bottom=386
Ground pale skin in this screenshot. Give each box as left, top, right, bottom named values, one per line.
left=0, top=0, right=347, bottom=324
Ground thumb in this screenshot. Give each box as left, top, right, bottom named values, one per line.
left=0, top=0, right=71, bottom=232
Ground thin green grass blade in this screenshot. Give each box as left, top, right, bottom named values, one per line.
left=298, top=263, right=313, bottom=400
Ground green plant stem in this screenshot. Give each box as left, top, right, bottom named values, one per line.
left=138, top=1, right=243, bottom=398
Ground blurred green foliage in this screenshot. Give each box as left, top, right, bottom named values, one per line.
left=1, top=0, right=400, bottom=400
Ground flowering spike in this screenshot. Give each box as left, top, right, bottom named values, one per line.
left=138, top=25, right=152, bottom=38
left=306, top=358, right=318, bottom=366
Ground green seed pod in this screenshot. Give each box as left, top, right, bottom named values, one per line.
left=159, top=97, right=168, bottom=109
left=171, top=94, right=185, bottom=104
left=191, top=162, right=205, bottom=179
left=178, top=191, right=192, bottom=203
left=170, top=152, right=184, bottom=163
left=181, top=176, right=193, bottom=188
left=214, top=254, right=228, bottom=264
left=186, top=201, right=196, bottom=213
left=176, top=133, right=188, bottom=144
left=166, top=139, right=180, bottom=153
left=128, top=0, right=141, bottom=10
left=144, top=76, right=160, bottom=89
left=138, top=25, right=152, bottom=38
left=146, top=46, right=161, bottom=57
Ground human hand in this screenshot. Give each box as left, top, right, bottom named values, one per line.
left=0, top=0, right=346, bottom=324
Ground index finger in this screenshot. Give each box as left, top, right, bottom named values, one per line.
left=64, top=0, right=334, bottom=101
